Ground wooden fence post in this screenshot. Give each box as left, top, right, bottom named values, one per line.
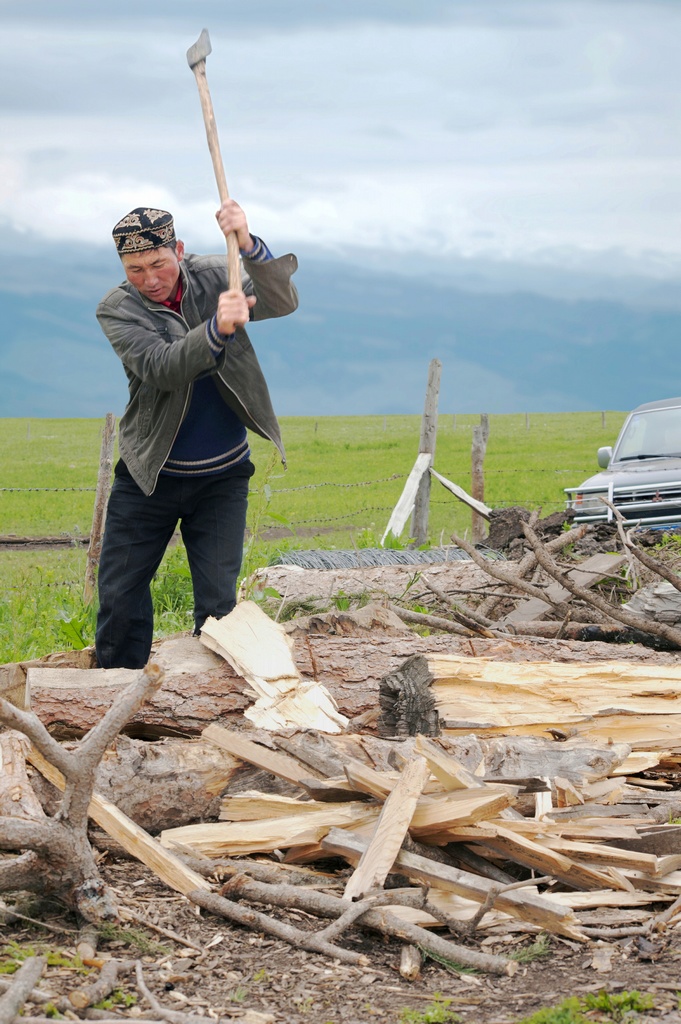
left=410, top=359, right=442, bottom=547
left=471, top=413, right=489, bottom=544
left=84, top=413, right=116, bottom=605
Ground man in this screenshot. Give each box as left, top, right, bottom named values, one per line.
left=95, top=200, right=298, bottom=669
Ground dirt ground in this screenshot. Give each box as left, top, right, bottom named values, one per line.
left=4, top=855, right=681, bottom=1024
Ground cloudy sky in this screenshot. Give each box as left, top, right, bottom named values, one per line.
left=2, top=0, right=680, bottom=266
left=1, top=0, right=680, bottom=417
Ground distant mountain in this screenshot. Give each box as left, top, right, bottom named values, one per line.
left=1, top=232, right=680, bottom=417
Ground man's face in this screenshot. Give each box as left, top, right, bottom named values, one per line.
left=120, top=240, right=185, bottom=302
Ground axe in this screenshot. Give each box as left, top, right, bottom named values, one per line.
left=186, top=29, right=241, bottom=292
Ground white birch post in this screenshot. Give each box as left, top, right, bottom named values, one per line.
left=410, top=359, right=442, bottom=547
left=84, top=413, right=116, bottom=604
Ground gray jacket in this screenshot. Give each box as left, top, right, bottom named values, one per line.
left=96, top=250, right=298, bottom=495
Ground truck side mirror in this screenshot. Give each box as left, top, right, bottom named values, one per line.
left=597, top=446, right=612, bottom=469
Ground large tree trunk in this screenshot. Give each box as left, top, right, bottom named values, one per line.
left=29, top=734, right=244, bottom=833
left=24, top=632, right=681, bottom=740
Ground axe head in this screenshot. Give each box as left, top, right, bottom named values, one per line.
left=187, top=29, right=211, bottom=69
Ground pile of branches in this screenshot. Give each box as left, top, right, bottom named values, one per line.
left=389, top=506, right=681, bottom=652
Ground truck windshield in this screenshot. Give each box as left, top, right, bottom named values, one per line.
left=615, top=407, right=681, bottom=461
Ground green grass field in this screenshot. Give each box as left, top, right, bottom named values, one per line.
left=0, top=411, right=626, bottom=661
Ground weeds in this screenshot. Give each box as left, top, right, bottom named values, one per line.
left=509, top=934, right=552, bottom=963
left=228, top=985, right=248, bottom=1003
left=0, top=942, right=89, bottom=976
left=400, top=994, right=460, bottom=1023
left=93, top=989, right=137, bottom=1011
left=96, top=923, right=170, bottom=957
left=418, top=944, right=478, bottom=975
left=514, top=997, right=587, bottom=1024
left=582, top=989, right=654, bottom=1020
left=514, top=989, right=656, bottom=1023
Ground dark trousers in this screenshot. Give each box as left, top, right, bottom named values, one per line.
left=95, top=462, right=252, bottom=669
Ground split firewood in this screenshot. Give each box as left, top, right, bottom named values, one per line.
left=202, top=723, right=321, bottom=786
left=468, top=822, right=631, bottom=891
left=322, top=828, right=586, bottom=940
left=200, top=600, right=348, bottom=733
left=343, top=755, right=431, bottom=900
left=161, top=801, right=380, bottom=857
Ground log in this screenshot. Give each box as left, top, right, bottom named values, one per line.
left=246, top=560, right=492, bottom=605
left=27, top=635, right=250, bottom=739
left=379, top=652, right=681, bottom=752
left=25, top=633, right=679, bottom=738
left=30, top=734, right=242, bottom=832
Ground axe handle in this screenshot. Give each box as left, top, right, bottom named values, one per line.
left=191, top=60, right=242, bottom=292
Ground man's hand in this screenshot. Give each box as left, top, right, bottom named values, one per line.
left=216, top=289, right=256, bottom=335
left=215, top=199, right=254, bottom=252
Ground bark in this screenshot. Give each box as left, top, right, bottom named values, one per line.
left=30, top=734, right=242, bottom=833
left=25, top=632, right=679, bottom=740
left=187, top=886, right=369, bottom=966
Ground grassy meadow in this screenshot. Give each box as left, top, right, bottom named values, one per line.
left=0, top=411, right=626, bottom=661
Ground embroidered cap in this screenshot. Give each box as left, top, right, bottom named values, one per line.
left=112, top=207, right=176, bottom=255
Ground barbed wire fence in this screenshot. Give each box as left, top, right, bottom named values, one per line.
left=1, top=400, right=604, bottom=595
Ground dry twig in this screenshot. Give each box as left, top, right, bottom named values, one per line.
left=521, top=521, right=681, bottom=648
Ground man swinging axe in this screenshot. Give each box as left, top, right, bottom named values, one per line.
left=95, top=31, right=298, bottom=669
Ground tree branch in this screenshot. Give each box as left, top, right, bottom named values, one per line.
left=521, top=521, right=681, bottom=648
